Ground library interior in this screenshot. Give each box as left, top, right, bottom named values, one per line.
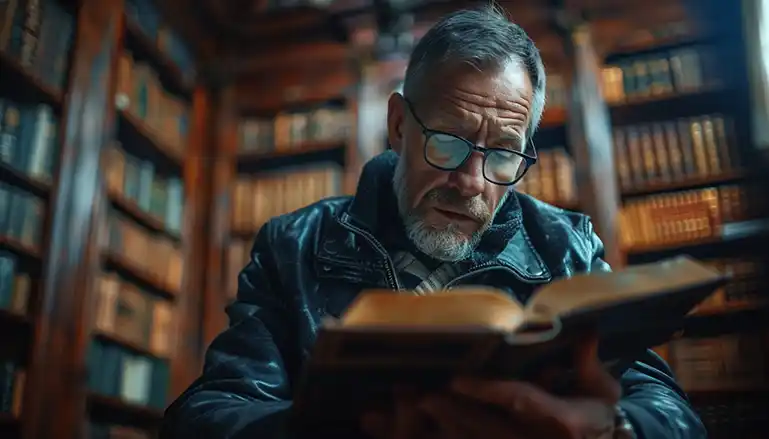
left=0, top=0, right=768, bottom=437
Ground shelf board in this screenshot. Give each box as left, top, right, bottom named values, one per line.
left=87, top=392, right=164, bottom=430
left=621, top=170, right=747, bottom=198
left=605, top=34, right=710, bottom=63
left=103, top=252, right=178, bottom=300
left=108, top=191, right=180, bottom=242
left=683, top=303, right=769, bottom=338
left=625, top=235, right=727, bottom=257
left=0, top=236, right=42, bottom=262
left=117, top=109, right=183, bottom=172
left=626, top=218, right=769, bottom=258
left=0, top=51, right=63, bottom=110
left=0, top=163, right=51, bottom=199
left=93, top=331, right=164, bottom=360
left=236, top=140, right=346, bottom=174
left=609, top=88, right=731, bottom=126
left=123, top=18, right=192, bottom=99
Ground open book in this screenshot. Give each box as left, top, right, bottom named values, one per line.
left=293, top=256, right=726, bottom=432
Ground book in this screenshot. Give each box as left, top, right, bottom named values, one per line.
left=292, top=256, right=727, bottom=433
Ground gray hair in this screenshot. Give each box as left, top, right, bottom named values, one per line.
left=402, top=4, right=547, bottom=140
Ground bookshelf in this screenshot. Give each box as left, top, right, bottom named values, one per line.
left=196, top=57, right=363, bottom=346
left=210, top=91, right=357, bottom=345
left=200, top=0, right=768, bottom=437
left=0, top=0, right=208, bottom=438
left=598, top=6, right=769, bottom=438
left=0, top=0, right=76, bottom=438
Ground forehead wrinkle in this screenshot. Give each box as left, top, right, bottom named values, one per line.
left=446, top=91, right=530, bottom=130
left=425, top=97, right=529, bottom=135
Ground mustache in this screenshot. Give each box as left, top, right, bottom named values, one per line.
left=425, top=187, right=491, bottom=222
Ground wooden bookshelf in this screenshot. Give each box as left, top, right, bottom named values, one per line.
left=0, top=0, right=208, bottom=438
left=0, top=27, right=58, bottom=428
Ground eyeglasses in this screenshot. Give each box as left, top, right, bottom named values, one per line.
left=404, top=98, right=537, bottom=186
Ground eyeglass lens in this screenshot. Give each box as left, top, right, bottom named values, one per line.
left=425, top=133, right=528, bottom=184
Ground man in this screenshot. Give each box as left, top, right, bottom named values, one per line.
left=162, top=5, right=706, bottom=439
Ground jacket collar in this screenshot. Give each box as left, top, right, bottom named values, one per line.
left=338, top=151, right=551, bottom=283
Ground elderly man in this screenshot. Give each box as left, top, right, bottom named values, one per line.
left=162, top=5, right=705, bottom=439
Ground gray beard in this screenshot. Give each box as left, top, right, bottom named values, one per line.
left=392, top=158, right=506, bottom=262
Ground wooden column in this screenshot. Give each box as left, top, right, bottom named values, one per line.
left=355, top=58, right=407, bottom=157
left=201, top=84, right=238, bottom=349
left=352, top=61, right=388, bottom=187
left=740, top=0, right=769, bottom=153
left=564, top=24, right=623, bottom=268
left=171, top=85, right=212, bottom=398
left=22, top=0, right=124, bottom=438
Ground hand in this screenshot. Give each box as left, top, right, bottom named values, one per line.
left=417, top=336, right=622, bottom=439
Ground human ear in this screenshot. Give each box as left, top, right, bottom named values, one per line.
left=387, top=92, right=406, bottom=154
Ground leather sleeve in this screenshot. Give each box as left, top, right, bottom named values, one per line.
left=161, top=221, right=298, bottom=439
left=583, top=219, right=706, bottom=438
left=620, top=351, right=707, bottom=439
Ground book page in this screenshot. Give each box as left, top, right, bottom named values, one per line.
left=340, top=288, right=526, bottom=332
left=524, top=256, right=725, bottom=320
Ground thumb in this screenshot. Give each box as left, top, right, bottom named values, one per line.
left=573, top=335, right=621, bottom=403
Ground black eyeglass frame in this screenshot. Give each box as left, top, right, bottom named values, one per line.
left=404, top=98, right=538, bottom=186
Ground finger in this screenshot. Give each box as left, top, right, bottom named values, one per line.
left=573, top=335, right=621, bottom=402
left=451, top=379, right=614, bottom=438
left=419, top=394, right=526, bottom=439
left=451, top=377, right=560, bottom=420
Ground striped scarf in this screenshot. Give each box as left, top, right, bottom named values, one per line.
left=391, top=251, right=464, bottom=295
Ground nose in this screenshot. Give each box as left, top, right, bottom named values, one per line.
left=447, top=150, right=485, bottom=197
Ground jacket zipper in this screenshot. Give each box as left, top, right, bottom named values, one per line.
left=339, top=217, right=402, bottom=290
left=445, top=262, right=546, bottom=289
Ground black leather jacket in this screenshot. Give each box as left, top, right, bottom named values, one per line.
left=162, top=152, right=706, bottom=439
